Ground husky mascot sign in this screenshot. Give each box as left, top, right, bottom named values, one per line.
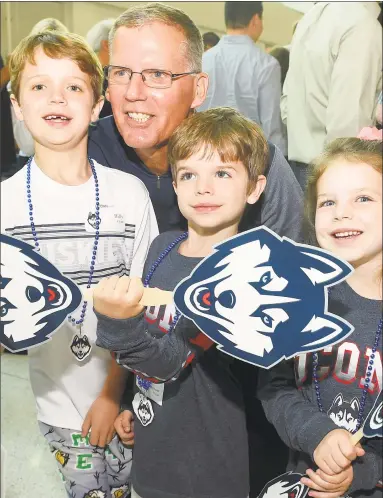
left=0, top=233, right=82, bottom=352
left=258, top=472, right=309, bottom=498
left=174, top=227, right=354, bottom=369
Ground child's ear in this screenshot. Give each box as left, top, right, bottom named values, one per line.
left=247, top=175, right=266, bottom=205
left=172, top=180, right=178, bottom=196
left=91, top=96, right=105, bottom=123
left=10, top=94, right=23, bottom=121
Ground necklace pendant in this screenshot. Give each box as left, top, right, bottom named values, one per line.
left=69, top=325, right=92, bottom=362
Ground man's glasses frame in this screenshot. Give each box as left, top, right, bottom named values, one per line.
left=104, top=65, right=198, bottom=89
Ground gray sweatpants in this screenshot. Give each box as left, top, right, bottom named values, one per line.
left=39, top=422, right=132, bottom=498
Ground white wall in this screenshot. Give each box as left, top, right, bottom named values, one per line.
left=1, top=2, right=68, bottom=57
left=1, top=1, right=306, bottom=58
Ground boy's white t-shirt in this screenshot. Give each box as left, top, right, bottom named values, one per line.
left=1, top=159, right=158, bottom=430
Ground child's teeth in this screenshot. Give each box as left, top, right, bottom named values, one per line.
left=46, top=115, right=68, bottom=120
left=334, top=231, right=361, bottom=238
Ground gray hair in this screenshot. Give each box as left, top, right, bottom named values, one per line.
left=86, top=18, right=115, bottom=53
left=109, top=2, right=203, bottom=72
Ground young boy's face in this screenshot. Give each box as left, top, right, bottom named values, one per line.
left=173, top=150, right=266, bottom=233
left=11, top=47, right=103, bottom=151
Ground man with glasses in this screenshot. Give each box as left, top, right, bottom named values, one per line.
left=89, top=3, right=208, bottom=233
left=88, top=2, right=303, bottom=236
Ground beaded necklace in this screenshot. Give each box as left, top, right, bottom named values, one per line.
left=26, top=156, right=100, bottom=361
left=143, top=231, right=188, bottom=327
left=312, top=314, right=382, bottom=433
left=135, top=231, right=188, bottom=394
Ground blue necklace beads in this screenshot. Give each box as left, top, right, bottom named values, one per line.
left=135, top=231, right=188, bottom=391
left=143, top=231, right=188, bottom=333
left=26, top=156, right=100, bottom=361
left=312, top=318, right=382, bottom=432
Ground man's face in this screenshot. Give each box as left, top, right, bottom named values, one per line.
left=107, top=23, right=208, bottom=152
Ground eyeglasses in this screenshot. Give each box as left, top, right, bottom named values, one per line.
left=104, top=65, right=198, bottom=89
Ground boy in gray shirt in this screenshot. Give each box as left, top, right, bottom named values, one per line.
left=94, top=108, right=268, bottom=498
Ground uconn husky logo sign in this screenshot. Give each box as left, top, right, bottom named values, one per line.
left=0, top=234, right=82, bottom=352
left=174, top=227, right=354, bottom=368
left=258, top=472, right=309, bottom=498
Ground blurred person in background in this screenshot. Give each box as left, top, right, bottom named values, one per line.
left=269, top=46, right=289, bottom=88
left=282, top=1, right=382, bottom=190
left=86, top=18, right=115, bottom=118
left=200, top=1, right=286, bottom=155
left=202, top=31, right=220, bottom=51
left=1, top=54, right=16, bottom=177
left=269, top=45, right=290, bottom=157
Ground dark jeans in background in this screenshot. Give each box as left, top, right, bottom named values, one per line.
left=289, top=160, right=309, bottom=192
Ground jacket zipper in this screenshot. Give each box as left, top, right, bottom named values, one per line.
left=157, top=175, right=160, bottom=189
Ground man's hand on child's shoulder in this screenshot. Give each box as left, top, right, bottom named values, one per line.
left=313, top=429, right=365, bottom=475
left=301, top=465, right=353, bottom=498
left=93, top=275, right=144, bottom=319
left=115, top=410, right=135, bottom=446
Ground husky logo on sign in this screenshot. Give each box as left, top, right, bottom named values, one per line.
left=258, top=471, right=309, bottom=498
left=0, top=233, right=82, bottom=352
left=362, top=390, right=382, bottom=439
left=174, top=227, right=353, bottom=369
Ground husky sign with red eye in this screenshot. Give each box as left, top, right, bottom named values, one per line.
left=0, top=233, right=82, bottom=352
left=174, top=226, right=354, bottom=369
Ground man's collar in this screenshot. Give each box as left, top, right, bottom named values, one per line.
left=222, top=34, right=254, bottom=44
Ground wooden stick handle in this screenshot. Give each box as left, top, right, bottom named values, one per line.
left=350, top=428, right=363, bottom=445
left=83, top=287, right=173, bottom=306
left=139, top=288, right=173, bottom=306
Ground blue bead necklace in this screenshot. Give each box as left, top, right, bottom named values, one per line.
left=312, top=317, right=382, bottom=432
left=135, top=231, right=188, bottom=392
left=143, top=231, right=188, bottom=332
left=26, top=156, right=100, bottom=361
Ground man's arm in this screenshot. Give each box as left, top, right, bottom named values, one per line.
left=261, top=144, right=304, bottom=242
left=258, top=60, right=286, bottom=155
left=326, top=20, right=382, bottom=141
